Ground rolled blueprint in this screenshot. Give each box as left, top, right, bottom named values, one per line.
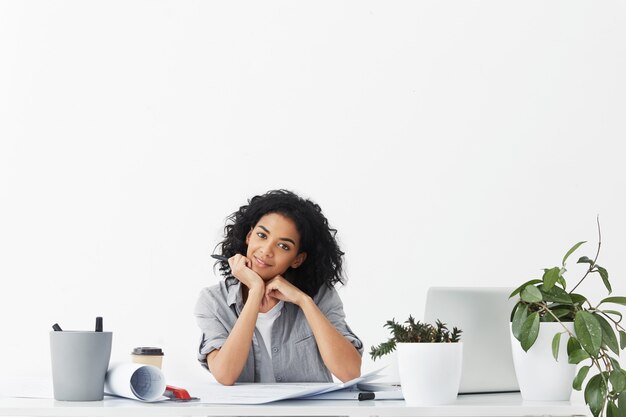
left=104, top=362, right=166, bottom=402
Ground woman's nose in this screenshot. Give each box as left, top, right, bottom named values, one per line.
left=260, top=241, right=274, bottom=256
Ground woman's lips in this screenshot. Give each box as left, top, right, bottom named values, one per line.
left=254, top=256, right=271, bottom=267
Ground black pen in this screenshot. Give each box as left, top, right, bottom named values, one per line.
left=95, top=317, right=103, bottom=332
left=211, top=254, right=229, bottom=261
left=52, top=323, right=63, bottom=331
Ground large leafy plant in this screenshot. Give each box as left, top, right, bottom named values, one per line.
left=370, top=316, right=462, bottom=361
left=510, top=222, right=626, bottom=417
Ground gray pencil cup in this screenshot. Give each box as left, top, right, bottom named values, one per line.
left=50, top=331, right=112, bottom=401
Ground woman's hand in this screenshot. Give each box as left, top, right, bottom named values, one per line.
left=264, top=275, right=310, bottom=307
left=228, top=254, right=265, bottom=294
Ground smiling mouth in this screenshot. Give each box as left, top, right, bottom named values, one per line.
left=254, top=256, right=272, bottom=267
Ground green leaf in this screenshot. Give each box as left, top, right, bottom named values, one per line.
left=578, top=256, right=595, bottom=265
left=571, top=293, right=588, bottom=306
left=573, top=365, right=591, bottom=391
left=551, top=308, right=575, bottom=320
left=539, top=285, right=574, bottom=304
left=552, top=332, right=562, bottom=361
left=594, top=313, right=619, bottom=355
left=603, top=310, right=623, bottom=322
left=610, top=370, right=626, bottom=392
left=569, top=348, right=591, bottom=364
left=563, top=241, right=586, bottom=266
left=558, top=276, right=567, bottom=290
left=619, top=393, right=626, bottom=416
left=568, top=336, right=582, bottom=355
left=521, top=286, right=543, bottom=303
left=621, top=331, right=626, bottom=350
left=542, top=267, right=561, bottom=291
left=597, top=266, right=612, bottom=294
left=575, top=311, right=603, bottom=357
left=542, top=312, right=557, bottom=322
left=509, top=279, right=543, bottom=298
left=511, top=303, right=529, bottom=341
left=600, top=297, right=626, bottom=307
left=520, top=312, right=540, bottom=352
left=610, top=357, right=622, bottom=371
left=585, top=374, right=607, bottom=417
left=607, top=401, right=618, bottom=417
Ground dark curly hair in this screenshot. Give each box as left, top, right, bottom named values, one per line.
left=215, top=190, right=345, bottom=297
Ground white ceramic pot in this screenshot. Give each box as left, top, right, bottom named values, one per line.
left=397, top=342, right=463, bottom=406
left=510, top=322, right=576, bottom=401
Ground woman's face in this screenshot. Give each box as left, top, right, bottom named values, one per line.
left=245, top=212, right=307, bottom=280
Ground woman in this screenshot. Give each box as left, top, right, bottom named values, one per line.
left=195, top=190, right=362, bottom=385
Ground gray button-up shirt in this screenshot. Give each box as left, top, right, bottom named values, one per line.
left=195, top=277, right=363, bottom=383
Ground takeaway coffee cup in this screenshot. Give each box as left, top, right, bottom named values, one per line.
left=50, top=331, right=112, bottom=401
left=131, top=347, right=164, bottom=369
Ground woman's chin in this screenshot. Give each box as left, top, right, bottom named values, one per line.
left=252, top=268, right=272, bottom=280
left=251, top=266, right=285, bottom=281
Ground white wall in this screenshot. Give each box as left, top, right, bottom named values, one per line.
left=1, top=1, right=625, bottom=384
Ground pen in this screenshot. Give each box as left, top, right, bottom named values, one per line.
left=52, top=323, right=63, bottom=331
left=211, top=254, right=229, bottom=261
left=95, top=317, right=103, bottom=332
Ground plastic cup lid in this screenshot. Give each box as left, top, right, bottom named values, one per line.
left=132, top=347, right=164, bottom=356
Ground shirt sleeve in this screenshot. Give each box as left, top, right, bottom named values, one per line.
left=194, top=287, right=230, bottom=370
left=314, top=285, right=364, bottom=355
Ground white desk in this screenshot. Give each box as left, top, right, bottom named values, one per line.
left=0, top=393, right=589, bottom=417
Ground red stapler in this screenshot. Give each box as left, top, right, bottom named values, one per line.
left=164, top=385, right=199, bottom=402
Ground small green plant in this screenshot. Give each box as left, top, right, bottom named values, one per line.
left=510, top=219, right=626, bottom=417
left=370, top=316, right=462, bottom=361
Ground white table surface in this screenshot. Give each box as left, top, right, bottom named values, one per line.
left=0, top=393, right=590, bottom=417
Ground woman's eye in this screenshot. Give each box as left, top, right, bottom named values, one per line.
left=257, top=232, right=266, bottom=239
left=278, top=243, right=290, bottom=251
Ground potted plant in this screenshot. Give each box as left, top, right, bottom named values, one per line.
left=510, top=220, right=626, bottom=417
left=370, top=316, right=463, bottom=405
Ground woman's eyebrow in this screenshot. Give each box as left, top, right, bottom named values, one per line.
left=257, top=225, right=296, bottom=245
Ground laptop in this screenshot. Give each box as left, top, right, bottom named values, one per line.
left=423, top=287, right=520, bottom=394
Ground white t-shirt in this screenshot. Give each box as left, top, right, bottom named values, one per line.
left=256, top=301, right=284, bottom=358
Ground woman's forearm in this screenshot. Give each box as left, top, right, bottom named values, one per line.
left=299, top=297, right=362, bottom=382
left=207, top=289, right=264, bottom=385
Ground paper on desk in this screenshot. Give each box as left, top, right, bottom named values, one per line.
left=104, top=363, right=167, bottom=402
left=192, top=366, right=386, bottom=404
left=307, top=383, right=404, bottom=400
left=298, top=366, right=386, bottom=397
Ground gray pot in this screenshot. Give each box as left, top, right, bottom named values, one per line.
left=50, top=331, right=112, bottom=401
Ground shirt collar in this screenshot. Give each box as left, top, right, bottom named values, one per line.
left=225, top=276, right=243, bottom=311
left=258, top=300, right=284, bottom=319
